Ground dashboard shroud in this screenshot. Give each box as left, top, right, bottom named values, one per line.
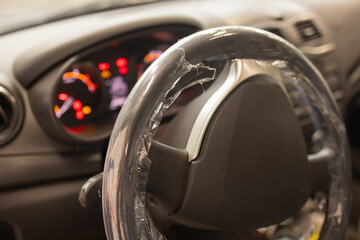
left=29, top=25, right=197, bottom=145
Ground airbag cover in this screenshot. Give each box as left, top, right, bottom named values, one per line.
left=173, top=77, right=311, bottom=230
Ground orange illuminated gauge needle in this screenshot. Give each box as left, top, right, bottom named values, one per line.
left=62, top=72, right=97, bottom=93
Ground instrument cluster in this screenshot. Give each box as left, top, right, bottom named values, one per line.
left=51, top=27, right=198, bottom=142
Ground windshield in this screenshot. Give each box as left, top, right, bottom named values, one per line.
left=0, top=0, right=161, bottom=36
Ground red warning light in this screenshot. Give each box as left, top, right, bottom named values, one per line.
left=67, top=125, right=85, bottom=133
left=119, top=67, right=128, bottom=75
left=116, top=58, right=127, bottom=68
left=111, top=42, right=120, bottom=48
left=75, top=111, right=84, bottom=120
left=72, top=100, right=83, bottom=111
left=58, top=93, right=68, bottom=101
left=98, top=62, right=110, bottom=71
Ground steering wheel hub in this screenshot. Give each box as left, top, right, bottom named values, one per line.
left=168, top=73, right=311, bottom=230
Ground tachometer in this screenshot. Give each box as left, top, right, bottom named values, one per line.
left=137, top=45, right=169, bottom=80
left=54, top=63, right=102, bottom=128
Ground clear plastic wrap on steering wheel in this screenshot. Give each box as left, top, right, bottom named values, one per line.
left=102, top=26, right=351, bottom=240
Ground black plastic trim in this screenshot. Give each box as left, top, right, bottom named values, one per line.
left=0, top=151, right=102, bottom=190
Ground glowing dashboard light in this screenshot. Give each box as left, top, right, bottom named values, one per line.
left=66, top=125, right=86, bottom=133
left=88, top=83, right=98, bottom=93
left=58, top=93, right=68, bottom=101
left=62, top=72, right=97, bottom=93
left=73, top=100, right=83, bottom=111
left=54, top=105, right=60, bottom=113
left=111, top=42, right=120, bottom=48
left=144, top=54, right=152, bottom=63
left=82, top=106, right=92, bottom=115
left=144, top=50, right=163, bottom=64
left=116, top=58, right=127, bottom=67
left=98, top=63, right=110, bottom=71
left=101, top=70, right=111, bottom=79
left=76, top=111, right=84, bottom=120
left=119, top=67, right=128, bottom=75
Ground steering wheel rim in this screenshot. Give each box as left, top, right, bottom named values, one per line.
left=102, top=26, right=351, bottom=240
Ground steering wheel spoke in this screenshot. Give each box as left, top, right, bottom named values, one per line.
left=147, top=140, right=189, bottom=215
left=308, top=147, right=334, bottom=193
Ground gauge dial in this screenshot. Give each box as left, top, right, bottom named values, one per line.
left=54, top=63, right=102, bottom=128
left=137, top=45, right=169, bottom=80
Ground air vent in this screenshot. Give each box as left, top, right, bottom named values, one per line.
left=295, top=20, right=321, bottom=42
left=0, top=86, right=23, bottom=146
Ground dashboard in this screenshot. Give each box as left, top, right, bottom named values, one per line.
left=0, top=0, right=359, bottom=239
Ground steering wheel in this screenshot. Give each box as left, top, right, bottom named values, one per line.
left=102, top=26, right=351, bottom=240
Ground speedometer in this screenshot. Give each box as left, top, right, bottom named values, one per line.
left=54, top=63, right=102, bottom=129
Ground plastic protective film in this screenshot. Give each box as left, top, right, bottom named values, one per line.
left=102, top=27, right=351, bottom=240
